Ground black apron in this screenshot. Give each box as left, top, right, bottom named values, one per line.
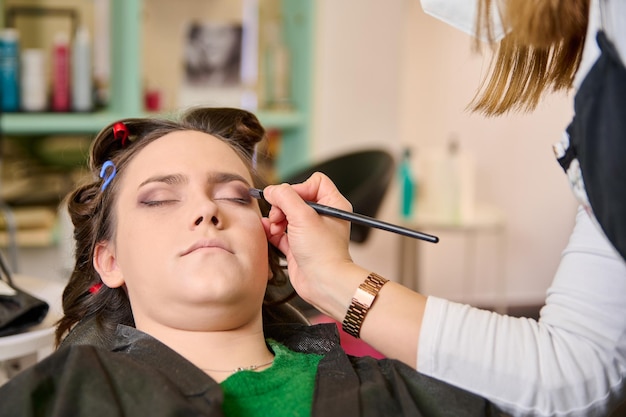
left=556, top=30, right=626, bottom=261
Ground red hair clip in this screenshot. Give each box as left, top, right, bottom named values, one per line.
left=89, top=282, right=103, bottom=294
left=113, top=122, right=129, bottom=146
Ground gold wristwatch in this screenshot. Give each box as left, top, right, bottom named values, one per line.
left=342, top=272, right=389, bottom=338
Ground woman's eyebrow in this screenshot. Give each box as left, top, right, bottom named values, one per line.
left=138, top=173, right=187, bottom=189
left=137, top=172, right=251, bottom=189
left=206, top=172, right=252, bottom=187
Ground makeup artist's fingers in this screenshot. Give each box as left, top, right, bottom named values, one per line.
left=261, top=217, right=290, bottom=256
left=261, top=181, right=353, bottom=300
left=263, top=182, right=337, bottom=233
left=262, top=172, right=352, bottom=239
left=263, top=175, right=352, bottom=242
left=263, top=180, right=350, bottom=238
left=267, top=203, right=286, bottom=222
left=262, top=183, right=317, bottom=261
left=267, top=215, right=287, bottom=239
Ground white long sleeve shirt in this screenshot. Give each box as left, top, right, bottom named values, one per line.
left=419, top=207, right=626, bottom=416
left=417, top=1, right=626, bottom=415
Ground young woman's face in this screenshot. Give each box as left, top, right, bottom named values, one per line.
left=100, top=131, right=269, bottom=332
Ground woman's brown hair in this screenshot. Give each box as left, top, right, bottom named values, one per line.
left=55, top=107, right=290, bottom=346
left=471, top=0, right=590, bottom=115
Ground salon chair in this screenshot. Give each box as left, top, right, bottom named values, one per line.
left=281, top=149, right=395, bottom=244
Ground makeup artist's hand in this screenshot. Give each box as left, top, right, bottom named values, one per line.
left=261, top=173, right=370, bottom=317
left=262, top=173, right=426, bottom=367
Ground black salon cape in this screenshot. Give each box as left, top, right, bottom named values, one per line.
left=0, top=322, right=504, bottom=417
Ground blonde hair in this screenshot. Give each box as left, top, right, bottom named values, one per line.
left=471, top=0, right=590, bottom=115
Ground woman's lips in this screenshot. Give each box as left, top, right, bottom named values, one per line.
left=180, top=239, right=233, bottom=256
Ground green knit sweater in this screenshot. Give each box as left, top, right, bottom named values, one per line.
left=220, top=339, right=323, bottom=417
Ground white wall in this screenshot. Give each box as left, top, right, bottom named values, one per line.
left=312, top=1, right=406, bottom=157
left=313, top=0, right=578, bottom=306
left=311, top=0, right=407, bottom=279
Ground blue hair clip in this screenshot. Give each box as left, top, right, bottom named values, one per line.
left=99, top=160, right=117, bottom=191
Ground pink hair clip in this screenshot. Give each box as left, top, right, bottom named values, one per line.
left=113, top=122, right=129, bottom=146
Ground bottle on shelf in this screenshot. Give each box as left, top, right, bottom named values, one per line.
left=20, top=48, right=47, bottom=112
left=420, top=136, right=476, bottom=224
left=441, top=136, right=477, bottom=224
left=262, top=21, right=292, bottom=110
left=72, top=26, right=94, bottom=112
left=399, top=147, right=417, bottom=220
left=51, top=32, right=70, bottom=112
left=0, top=28, right=20, bottom=112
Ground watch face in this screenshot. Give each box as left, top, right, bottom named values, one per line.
left=342, top=273, right=389, bottom=338
left=355, top=287, right=377, bottom=307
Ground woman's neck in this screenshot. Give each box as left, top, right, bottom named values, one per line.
left=136, top=313, right=273, bottom=383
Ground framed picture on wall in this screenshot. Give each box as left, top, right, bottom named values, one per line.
left=183, top=21, right=243, bottom=87
left=178, top=0, right=259, bottom=110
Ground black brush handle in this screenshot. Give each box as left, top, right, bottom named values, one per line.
left=250, top=188, right=438, bottom=243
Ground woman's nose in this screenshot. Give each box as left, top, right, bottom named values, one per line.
left=193, top=215, right=219, bottom=227
left=190, top=196, right=221, bottom=229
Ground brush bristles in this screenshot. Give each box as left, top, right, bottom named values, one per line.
left=249, top=188, right=264, bottom=200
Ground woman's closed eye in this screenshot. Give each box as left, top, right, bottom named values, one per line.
left=139, top=189, right=181, bottom=207
left=213, top=185, right=253, bottom=205
left=214, top=194, right=252, bottom=205
left=141, top=199, right=179, bottom=207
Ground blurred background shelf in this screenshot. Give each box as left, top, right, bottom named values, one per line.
left=0, top=0, right=314, bottom=178
left=0, top=109, right=306, bottom=135
left=1, top=112, right=130, bottom=135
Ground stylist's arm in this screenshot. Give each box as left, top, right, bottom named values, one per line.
left=261, top=172, right=427, bottom=367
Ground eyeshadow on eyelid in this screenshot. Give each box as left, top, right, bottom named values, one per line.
left=218, top=183, right=249, bottom=198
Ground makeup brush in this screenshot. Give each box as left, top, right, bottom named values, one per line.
left=249, top=188, right=438, bottom=243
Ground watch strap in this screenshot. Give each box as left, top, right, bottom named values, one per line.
left=342, top=272, right=389, bottom=338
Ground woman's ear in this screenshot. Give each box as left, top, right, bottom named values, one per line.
left=93, top=241, right=125, bottom=288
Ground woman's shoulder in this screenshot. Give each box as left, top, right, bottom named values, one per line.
left=0, top=345, right=125, bottom=416
left=0, top=343, right=222, bottom=417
